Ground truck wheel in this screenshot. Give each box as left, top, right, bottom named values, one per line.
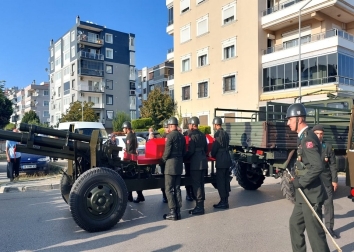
left=235, top=162, right=265, bottom=190
left=281, top=171, right=295, bottom=203
left=69, top=167, right=128, bottom=232
left=60, top=173, right=73, bottom=204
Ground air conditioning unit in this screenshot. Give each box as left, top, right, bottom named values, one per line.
left=130, top=90, right=135, bottom=95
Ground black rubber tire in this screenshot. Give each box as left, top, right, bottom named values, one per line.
left=235, top=162, right=265, bottom=190
left=60, top=173, right=73, bottom=204
left=69, top=167, right=128, bottom=232
left=281, top=170, right=295, bottom=204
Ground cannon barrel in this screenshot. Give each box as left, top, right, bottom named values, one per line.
left=19, top=123, right=91, bottom=142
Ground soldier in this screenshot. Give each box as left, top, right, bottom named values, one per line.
left=160, top=120, right=169, bottom=203
left=183, top=118, right=195, bottom=201
left=185, top=117, right=208, bottom=215
left=286, top=103, right=330, bottom=252
left=161, top=117, right=186, bottom=221
left=211, top=117, right=232, bottom=209
left=122, top=121, right=145, bottom=203
left=312, top=124, right=340, bottom=239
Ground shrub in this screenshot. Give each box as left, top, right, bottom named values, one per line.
left=157, top=128, right=165, bottom=136
left=132, top=118, right=153, bottom=130
left=199, top=125, right=211, bottom=134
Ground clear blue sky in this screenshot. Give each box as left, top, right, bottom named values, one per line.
left=0, top=0, right=172, bottom=89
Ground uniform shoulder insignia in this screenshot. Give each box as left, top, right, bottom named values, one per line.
left=306, top=141, right=314, bottom=148
left=127, top=140, right=130, bottom=144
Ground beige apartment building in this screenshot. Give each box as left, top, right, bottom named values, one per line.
left=166, top=0, right=354, bottom=125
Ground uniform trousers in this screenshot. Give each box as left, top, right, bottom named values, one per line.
left=216, top=168, right=230, bottom=198
left=165, top=174, right=182, bottom=209
left=323, top=185, right=334, bottom=229
left=190, top=170, right=205, bottom=202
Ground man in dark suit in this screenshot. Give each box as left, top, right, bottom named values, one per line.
left=161, top=117, right=186, bottom=221
left=185, top=117, right=208, bottom=215
left=286, top=103, right=329, bottom=252
left=211, top=116, right=232, bottom=209
left=312, top=124, right=340, bottom=239
left=160, top=120, right=169, bottom=203
left=183, top=118, right=195, bottom=201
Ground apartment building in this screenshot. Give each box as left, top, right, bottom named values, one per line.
left=167, top=0, right=354, bottom=125
left=4, top=87, right=19, bottom=123
left=49, top=16, right=136, bottom=129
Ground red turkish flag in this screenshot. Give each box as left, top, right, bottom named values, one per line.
left=306, top=142, right=314, bottom=148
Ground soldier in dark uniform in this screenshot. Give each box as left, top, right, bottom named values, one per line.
left=185, top=117, right=208, bottom=215
left=312, top=124, right=340, bottom=239
left=160, top=120, right=169, bottom=203
left=211, top=116, right=232, bottom=209
left=286, top=104, right=330, bottom=252
left=183, top=118, right=195, bottom=201
left=161, top=117, right=186, bottom=221
left=122, top=121, right=145, bottom=203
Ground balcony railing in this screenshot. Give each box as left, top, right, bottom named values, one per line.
left=262, top=29, right=345, bottom=55
left=77, top=34, right=104, bottom=45
left=79, top=51, right=104, bottom=60
left=167, top=48, right=174, bottom=53
left=78, top=83, right=104, bottom=92
left=168, top=75, right=174, bottom=80
left=78, top=68, right=104, bottom=77
left=262, top=0, right=304, bottom=16
left=167, top=20, right=174, bottom=26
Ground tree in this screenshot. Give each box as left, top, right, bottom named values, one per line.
left=140, top=88, right=176, bottom=129
left=0, top=82, right=13, bottom=129
left=27, top=119, right=49, bottom=128
left=112, top=111, right=131, bottom=132
left=21, top=110, right=40, bottom=124
left=60, top=101, right=98, bottom=122
left=4, top=123, right=16, bottom=130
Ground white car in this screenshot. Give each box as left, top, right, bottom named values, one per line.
left=114, top=136, right=146, bottom=159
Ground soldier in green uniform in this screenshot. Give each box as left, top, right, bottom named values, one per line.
left=312, top=124, right=340, bottom=239
left=183, top=118, right=195, bottom=201
left=122, top=121, right=145, bottom=203
left=211, top=117, right=232, bottom=209
left=185, top=117, right=208, bottom=215
left=161, top=117, right=186, bottom=221
left=160, top=120, right=169, bottom=203
left=286, top=104, right=330, bottom=252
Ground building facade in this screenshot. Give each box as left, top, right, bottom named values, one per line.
left=167, top=0, right=354, bottom=125
left=49, top=16, right=136, bottom=129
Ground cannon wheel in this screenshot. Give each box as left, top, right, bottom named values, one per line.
left=235, top=162, right=265, bottom=190
left=69, top=167, right=128, bottom=232
left=281, top=170, right=295, bottom=204
left=60, top=173, right=73, bottom=204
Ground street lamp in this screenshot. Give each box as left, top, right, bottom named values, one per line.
left=298, top=0, right=313, bottom=103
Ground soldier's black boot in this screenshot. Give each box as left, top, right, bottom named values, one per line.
left=189, top=201, right=205, bottom=215
left=176, top=208, right=181, bottom=220
left=162, top=190, right=168, bottom=203
left=128, top=192, right=133, bottom=202
left=163, top=208, right=177, bottom=221
left=213, top=197, right=229, bottom=209
left=185, top=186, right=194, bottom=201
left=133, top=191, right=145, bottom=203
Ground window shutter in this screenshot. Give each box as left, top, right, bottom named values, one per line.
left=180, top=25, right=190, bottom=43
left=180, top=0, right=190, bottom=12
left=223, top=6, right=234, bottom=20
left=197, top=19, right=207, bottom=36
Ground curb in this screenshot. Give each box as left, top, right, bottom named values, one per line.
left=0, top=183, right=60, bottom=193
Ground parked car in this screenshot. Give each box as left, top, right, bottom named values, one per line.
left=135, top=131, right=161, bottom=141
left=114, top=136, right=146, bottom=159
left=20, top=153, right=50, bottom=172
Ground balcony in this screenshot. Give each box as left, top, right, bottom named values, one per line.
left=166, top=0, right=173, bottom=7
left=78, top=83, right=104, bottom=92
left=91, top=103, right=105, bottom=109
left=77, top=34, right=104, bottom=47
left=262, top=0, right=354, bottom=31
left=262, top=29, right=354, bottom=64
left=167, top=75, right=174, bottom=86
left=78, top=67, right=104, bottom=77
left=79, top=51, right=104, bottom=60
left=166, top=20, right=174, bottom=35
left=167, top=48, right=174, bottom=62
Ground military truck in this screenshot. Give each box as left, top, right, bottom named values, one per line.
left=215, top=98, right=354, bottom=203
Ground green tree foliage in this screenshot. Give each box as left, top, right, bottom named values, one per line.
left=140, top=88, right=176, bottom=129
left=112, top=111, right=131, bottom=131
left=199, top=125, right=211, bottom=134
left=4, top=123, right=16, bottom=130
left=21, top=110, right=40, bottom=124
left=27, top=119, right=49, bottom=128
left=0, top=82, right=13, bottom=128
left=132, top=118, right=153, bottom=130
left=60, top=101, right=98, bottom=122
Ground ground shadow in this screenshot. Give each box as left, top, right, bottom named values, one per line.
left=334, top=209, right=354, bottom=219
left=151, top=244, right=183, bottom=252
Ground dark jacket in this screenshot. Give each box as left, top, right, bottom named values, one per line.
left=297, top=128, right=327, bottom=204
left=126, top=132, right=137, bottom=154
left=162, top=129, right=186, bottom=175
left=320, top=141, right=337, bottom=186
left=211, top=128, right=232, bottom=169
left=183, top=129, right=192, bottom=136
left=185, top=129, right=208, bottom=170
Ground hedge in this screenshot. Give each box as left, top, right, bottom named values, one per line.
left=199, top=125, right=211, bottom=134
left=132, top=118, right=153, bottom=130
left=157, top=128, right=165, bottom=136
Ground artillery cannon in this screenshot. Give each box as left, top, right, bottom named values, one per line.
left=0, top=123, right=219, bottom=232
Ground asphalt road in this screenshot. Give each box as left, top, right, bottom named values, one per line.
left=0, top=175, right=353, bottom=252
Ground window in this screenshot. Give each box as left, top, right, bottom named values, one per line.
left=55, top=41, right=61, bottom=54
left=106, top=94, right=113, bottom=105
left=44, top=90, right=49, bottom=96
left=106, top=65, right=113, bottom=74
left=63, top=34, right=70, bottom=51
left=71, top=46, right=75, bottom=57
left=106, top=110, right=114, bottom=120
left=72, top=63, right=75, bottom=74
left=181, top=54, right=191, bottom=72
left=180, top=0, right=190, bottom=13
left=51, top=61, right=54, bottom=70
left=106, top=48, right=113, bottom=59
left=106, top=79, right=113, bottom=90
left=223, top=75, right=236, bottom=92
left=182, top=85, right=191, bottom=100
left=71, top=30, right=75, bottom=42
left=198, top=81, right=208, bottom=98
left=222, top=1, right=236, bottom=25
left=222, top=37, right=236, bottom=59
left=168, top=7, right=174, bottom=25
left=197, top=0, right=205, bottom=4
left=197, top=15, right=208, bottom=36
left=63, top=66, right=70, bottom=76
left=44, top=101, right=49, bottom=106
left=50, top=48, right=53, bottom=57
left=72, top=79, right=75, bottom=89
left=180, top=24, right=191, bottom=43
left=43, top=111, right=50, bottom=117
left=197, top=47, right=208, bottom=67
left=105, top=33, right=113, bottom=43
left=88, top=96, right=99, bottom=104
left=55, top=56, right=61, bottom=67
left=63, top=82, right=70, bottom=95
left=58, top=87, right=61, bottom=97
left=143, top=88, right=147, bottom=94
left=130, top=36, right=134, bottom=46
